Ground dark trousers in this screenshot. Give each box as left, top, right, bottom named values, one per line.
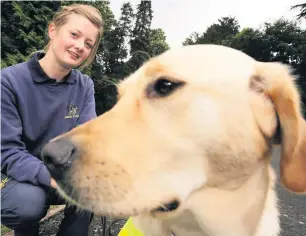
left=1, top=174, right=93, bottom=236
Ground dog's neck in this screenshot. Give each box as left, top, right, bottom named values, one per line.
left=164, top=163, right=273, bottom=236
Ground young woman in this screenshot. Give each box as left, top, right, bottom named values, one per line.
left=1, top=4, right=103, bottom=236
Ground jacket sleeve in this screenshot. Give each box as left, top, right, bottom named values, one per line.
left=76, top=77, right=97, bottom=126
left=1, top=78, right=51, bottom=187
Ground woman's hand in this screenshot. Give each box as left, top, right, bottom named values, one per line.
left=51, top=178, right=58, bottom=189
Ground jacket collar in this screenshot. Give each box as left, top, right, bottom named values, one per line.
left=28, top=52, right=76, bottom=84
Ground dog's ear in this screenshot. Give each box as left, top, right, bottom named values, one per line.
left=250, top=62, right=306, bottom=194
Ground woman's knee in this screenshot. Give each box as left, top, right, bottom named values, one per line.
left=2, top=181, right=48, bottom=223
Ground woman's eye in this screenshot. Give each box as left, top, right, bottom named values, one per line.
left=71, top=32, right=77, bottom=37
left=85, top=43, right=93, bottom=49
left=153, top=78, right=183, bottom=97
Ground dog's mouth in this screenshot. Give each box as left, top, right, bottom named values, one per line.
left=151, top=199, right=180, bottom=214
left=55, top=175, right=181, bottom=217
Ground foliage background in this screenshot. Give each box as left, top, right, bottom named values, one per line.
left=1, top=1, right=306, bottom=116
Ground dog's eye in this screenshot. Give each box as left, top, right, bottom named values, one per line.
left=153, top=78, right=183, bottom=97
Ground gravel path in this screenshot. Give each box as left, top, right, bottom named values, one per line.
left=271, top=146, right=306, bottom=236
left=39, top=214, right=127, bottom=236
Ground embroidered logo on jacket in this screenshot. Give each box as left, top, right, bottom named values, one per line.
left=65, top=101, right=79, bottom=119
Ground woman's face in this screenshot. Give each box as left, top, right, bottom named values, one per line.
left=48, top=13, right=99, bottom=68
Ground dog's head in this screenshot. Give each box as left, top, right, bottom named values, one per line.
left=42, top=44, right=306, bottom=217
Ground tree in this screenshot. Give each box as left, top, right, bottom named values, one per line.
left=291, top=3, right=306, bottom=19
left=229, top=28, right=271, bottom=61
left=183, top=16, right=240, bottom=46
left=130, top=0, right=153, bottom=53
left=1, top=1, right=60, bottom=68
left=147, top=28, right=170, bottom=57
left=119, top=2, right=135, bottom=38
left=182, top=32, right=201, bottom=46
left=263, top=19, right=305, bottom=65
left=183, top=16, right=306, bottom=116
left=262, top=19, right=306, bottom=110
left=126, top=0, right=153, bottom=74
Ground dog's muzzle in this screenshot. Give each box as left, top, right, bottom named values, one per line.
left=41, top=138, right=77, bottom=181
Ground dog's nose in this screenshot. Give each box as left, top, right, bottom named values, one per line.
left=41, top=138, right=77, bottom=180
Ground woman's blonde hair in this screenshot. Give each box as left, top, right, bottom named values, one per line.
left=45, top=4, right=104, bottom=68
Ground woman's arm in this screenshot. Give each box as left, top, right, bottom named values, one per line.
left=1, top=77, right=51, bottom=187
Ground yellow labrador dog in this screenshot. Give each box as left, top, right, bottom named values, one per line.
left=42, top=44, right=306, bottom=236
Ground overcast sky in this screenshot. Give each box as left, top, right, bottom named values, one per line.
left=109, top=0, right=306, bottom=48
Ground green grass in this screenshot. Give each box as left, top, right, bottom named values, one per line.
left=1, top=225, right=11, bottom=234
